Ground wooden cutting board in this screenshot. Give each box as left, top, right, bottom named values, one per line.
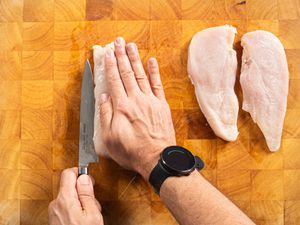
left=0, top=0, right=299, bottom=224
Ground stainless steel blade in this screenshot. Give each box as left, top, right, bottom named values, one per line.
left=78, top=60, right=98, bottom=175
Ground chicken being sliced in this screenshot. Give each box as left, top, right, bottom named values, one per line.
left=187, top=25, right=239, bottom=141
left=93, top=43, right=114, bottom=157
left=240, top=31, right=289, bottom=152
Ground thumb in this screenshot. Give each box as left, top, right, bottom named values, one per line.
left=99, top=93, right=113, bottom=130
left=76, top=175, right=99, bottom=213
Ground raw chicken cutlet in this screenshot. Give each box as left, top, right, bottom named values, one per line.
left=93, top=43, right=114, bottom=157
left=240, top=30, right=289, bottom=151
left=187, top=25, right=239, bottom=141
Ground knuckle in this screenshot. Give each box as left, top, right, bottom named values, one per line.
left=78, top=188, right=94, bottom=198
left=56, top=196, right=65, bottom=208
left=48, top=200, right=60, bottom=217
left=57, top=195, right=75, bottom=209
left=135, top=73, right=147, bottom=81
left=118, top=105, right=129, bottom=116
left=120, top=70, right=134, bottom=79
left=116, top=99, right=127, bottom=109
left=48, top=200, right=56, bottom=212
left=61, top=169, right=70, bottom=179
left=57, top=193, right=71, bottom=206
left=107, top=74, right=121, bottom=84
left=105, top=59, right=116, bottom=68
left=152, top=84, right=163, bottom=90
left=117, top=104, right=133, bottom=118
left=61, top=168, right=72, bottom=178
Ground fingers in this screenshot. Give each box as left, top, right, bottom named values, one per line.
left=99, top=93, right=113, bottom=131
left=126, top=43, right=152, bottom=94
left=76, top=175, right=100, bottom=213
left=59, top=168, right=79, bottom=198
left=105, top=47, right=127, bottom=101
left=114, top=37, right=140, bottom=95
left=147, top=57, right=165, bottom=100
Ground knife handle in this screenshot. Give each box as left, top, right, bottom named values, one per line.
left=78, top=166, right=88, bottom=176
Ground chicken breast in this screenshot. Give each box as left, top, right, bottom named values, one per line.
left=187, top=25, right=239, bottom=141
left=240, top=31, right=289, bottom=151
left=93, top=43, right=114, bottom=157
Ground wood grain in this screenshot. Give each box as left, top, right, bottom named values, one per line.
left=151, top=0, right=181, bottom=20
left=116, top=0, right=150, bottom=20
left=117, top=20, right=150, bottom=49
left=285, top=201, right=300, bottom=224
left=0, top=0, right=299, bottom=224
left=0, top=170, right=20, bottom=200
left=0, top=111, right=20, bottom=139
left=0, top=140, right=20, bottom=169
left=21, top=140, right=52, bottom=170
left=0, top=200, right=20, bottom=224
left=20, top=170, right=52, bottom=200
left=23, top=22, right=54, bottom=51
left=181, top=0, right=214, bottom=19
left=0, top=81, right=21, bottom=110
left=0, top=0, right=23, bottom=22
left=21, top=109, right=52, bottom=140
left=55, top=0, right=86, bottom=21
left=20, top=200, right=49, bottom=225
left=23, top=0, right=54, bottom=22
left=54, top=22, right=86, bottom=50
left=250, top=201, right=284, bottom=225
left=0, top=23, right=22, bottom=51
left=0, top=52, right=22, bottom=80
left=217, top=170, right=251, bottom=200
left=86, top=0, right=113, bottom=20
left=22, top=51, right=53, bottom=80
left=22, top=81, right=53, bottom=110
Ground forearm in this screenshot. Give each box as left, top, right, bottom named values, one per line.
left=159, top=171, right=254, bottom=225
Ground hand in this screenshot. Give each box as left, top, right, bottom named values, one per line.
left=48, top=168, right=103, bottom=225
left=99, top=37, right=176, bottom=180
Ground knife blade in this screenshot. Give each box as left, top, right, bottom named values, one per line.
left=78, top=60, right=98, bottom=176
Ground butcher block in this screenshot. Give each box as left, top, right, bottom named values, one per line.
left=0, top=0, right=299, bottom=224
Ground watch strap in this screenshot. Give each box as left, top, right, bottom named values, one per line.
left=149, top=160, right=171, bottom=195
left=195, top=156, right=205, bottom=170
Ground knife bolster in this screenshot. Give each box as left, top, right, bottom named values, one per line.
left=78, top=166, right=88, bottom=176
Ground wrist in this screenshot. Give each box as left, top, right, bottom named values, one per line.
left=138, top=142, right=175, bottom=180
left=139, top=154, right=160, bottom=181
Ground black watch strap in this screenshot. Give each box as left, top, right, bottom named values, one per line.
left=195, top=156, right=205, bottom=170
left=149, top=160, right=171, bottom=195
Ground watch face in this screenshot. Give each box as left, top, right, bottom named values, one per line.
left=161, top=146, right=195, bottom=173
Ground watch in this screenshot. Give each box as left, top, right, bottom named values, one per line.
left=149, top=145, right=204, bottom=195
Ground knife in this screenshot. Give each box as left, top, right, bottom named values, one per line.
left=78, top=60, right=99, bottom=176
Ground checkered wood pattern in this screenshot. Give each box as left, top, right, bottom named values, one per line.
left=0, top=0, right=299, bottom=224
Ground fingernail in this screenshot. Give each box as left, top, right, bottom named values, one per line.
left=105, top=48, right=114, bottom=58
left=78, top=175, right=90, bottom=185
left=127, top=43, right=136, bottom=54
left=149, top=57, right=157, bottom=66
left=100, top=93, right=109, bottom=104
left=115, top=37, right=124, bottom=46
